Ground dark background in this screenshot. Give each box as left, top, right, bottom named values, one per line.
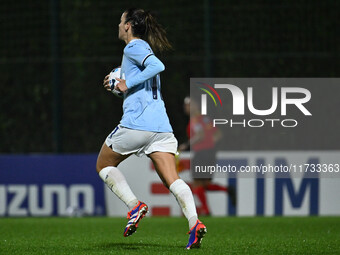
left=1, top=0, right=339, bottom=153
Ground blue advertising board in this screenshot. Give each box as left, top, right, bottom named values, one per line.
left=0, top=155, right=105, bottom=216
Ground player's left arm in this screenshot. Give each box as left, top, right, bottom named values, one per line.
left=115, top=43, right=165, bottom=92
left=116, top=55, right=165, bottom=92
left=115, top=56, right=164, bottom=92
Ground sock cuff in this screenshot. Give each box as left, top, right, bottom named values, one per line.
left=169, top=179, right=187, bottom=194
left=98, top=166, right=114, bottom=181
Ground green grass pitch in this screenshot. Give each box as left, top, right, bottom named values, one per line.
left=1, top=217, right=339, bottom=254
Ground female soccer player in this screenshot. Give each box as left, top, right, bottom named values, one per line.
left=96, top=8, right=206, bottom=249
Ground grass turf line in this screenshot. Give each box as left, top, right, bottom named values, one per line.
left=0, top=217, right=339, bottom=255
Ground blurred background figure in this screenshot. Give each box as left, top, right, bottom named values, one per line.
left=179, top=97, right=236, bottom=216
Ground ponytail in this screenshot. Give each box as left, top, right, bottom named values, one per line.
left=125, top=8, right=172, bottom=52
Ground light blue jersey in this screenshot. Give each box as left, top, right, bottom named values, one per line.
left=119, top=39, right=173, bottom=132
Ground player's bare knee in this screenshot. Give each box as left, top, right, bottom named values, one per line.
left=96, top=157, right=116, bottom=173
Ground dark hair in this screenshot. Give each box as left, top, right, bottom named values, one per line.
left=124, top=8, right=172, bottom=52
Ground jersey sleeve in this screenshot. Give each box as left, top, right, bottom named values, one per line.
left=125, top=55, right=165, bottom=89
left=124, top=42, right=153, bottom=66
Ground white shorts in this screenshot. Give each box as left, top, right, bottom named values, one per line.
left=105, top=125, right=178, bottom=157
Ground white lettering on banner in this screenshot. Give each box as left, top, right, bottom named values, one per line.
left=45, top=185, right=67, bottom=216
left=8, top=185, right=28, bottom=216
left=29, top=185, right=54, bottom=216
left=69, top=185, right=94, bottom=214
left=0, top=186, right=6, bottom=215
left=0, top=184, right=95, bottom=216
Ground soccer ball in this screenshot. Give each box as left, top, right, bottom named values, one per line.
left=109, top=67, right=123, bottom=98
